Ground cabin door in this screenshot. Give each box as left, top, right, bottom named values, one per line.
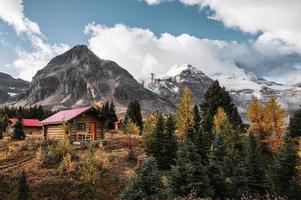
left=89, top=122, right=96, bottom=140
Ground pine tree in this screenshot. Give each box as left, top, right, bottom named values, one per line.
left=272, top=136, right=301, bottom=199
left=244, top=133, right=268, bottom=197
left=212, top=109, right=246, bottom=198
left=107, top=101, right=118, bottom=129
left=168, top=137, right=212, bottom=198
left=12, top=117, right=25, bottom=140
left=200, top=80, right=242, bottom=133
left=101, top=101, right=110, bottom=129
left=193, top=129, right=210, bottom=166
left=176, top=87, right=194, bottom=140
left=193, top=105, right=201, bottom=134
left=120, top=157, right=165, bottom=200
left=288, top=108, right=301, bottom=138
left=145, top=114, right=177, bottom=170
left=208, top=132, right=228, bottom=199
left=125, top=100, right=143, bottom=131
left=0, top=114, right=9, bottom=139
left=17, top=170, right=29, bottom=200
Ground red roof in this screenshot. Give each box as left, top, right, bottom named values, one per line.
left=40, top=106, right=92, bottom=125
left=10, top=118, right=41, bottom=127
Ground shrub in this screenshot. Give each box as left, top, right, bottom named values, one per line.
left=35, top=146, right=43, bottom=162
left=80, top=147, right=100, bottom=184
left=57, top=153, right=74, bottom=174
left=40, top=139, right=76, bottom=167
left=17, top=170, right=30, bottom=200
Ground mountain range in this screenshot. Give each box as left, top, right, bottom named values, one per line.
left=1, top=45, right=301, bottom=118
left=0, top=72, right=29, bottom=104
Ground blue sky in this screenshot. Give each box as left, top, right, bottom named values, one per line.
left=0, top=0, right=300, bottom=84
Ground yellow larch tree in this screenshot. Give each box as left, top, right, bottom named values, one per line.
left=176, top=87, right=194, bottom=140
left=213, top=107, right=229, bottom=134
left=142, top=111, right=160, bottom=146
left=264, top=97, right=287, bottom=151
left=247, top=96, right=266, bottom=140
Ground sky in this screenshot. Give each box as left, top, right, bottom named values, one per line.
left=0, top=0, right=301, bottom=85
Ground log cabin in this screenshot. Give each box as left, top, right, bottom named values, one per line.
left=40, top=106, right=105, bottom=142
left=8, top=118, right=42, bottom=135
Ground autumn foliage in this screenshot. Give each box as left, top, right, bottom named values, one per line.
left=247, top=96, right=286, bottom=151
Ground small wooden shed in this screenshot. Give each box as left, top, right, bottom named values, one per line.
left=9, top=118, right=42, bottom=135
left=40, top=106, right=105, bottom=141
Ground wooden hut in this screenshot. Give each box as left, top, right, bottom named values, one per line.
left=40, top=106, right=105, bottom=142
left=8, top=118, right=41, bottom=135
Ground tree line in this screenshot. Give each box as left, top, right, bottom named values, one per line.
left=121, top=80, right=301, bottom=199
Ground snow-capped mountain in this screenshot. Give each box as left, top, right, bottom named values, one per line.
left=144, top=63, right=300, bottom=118
left=144, top=64, right=213, bottom=105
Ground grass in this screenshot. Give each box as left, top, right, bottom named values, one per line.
left=0, top=131, right=144, bottom=200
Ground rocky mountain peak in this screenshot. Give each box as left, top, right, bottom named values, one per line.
left=46, top=44, right=99, bottom=68
left=7, top=45, right=175, bottom=113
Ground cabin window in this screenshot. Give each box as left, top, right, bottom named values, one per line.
left=76, top=123, right=86, bottom=132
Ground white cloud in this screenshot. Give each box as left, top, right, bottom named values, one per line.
left=0, top=0, right=69, bottom=81
left=143, top=0, right=162, bottom=5
left=0, top=0, right=41, bottom=35
left=85, top=23, right=239, bottom=79
left=144, top=0, right=301, bottom=56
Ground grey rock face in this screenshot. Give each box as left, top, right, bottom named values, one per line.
left=8, top=45, right=175, bottom=113
left=0, top=72, right=29, bottom=104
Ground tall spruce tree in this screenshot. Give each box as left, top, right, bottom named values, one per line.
left=163, top=115, right=178, bottom=169
left=108, top=101, right=118, bottom=129
left=125, top=100, right=143, bottom=131
left=120, top=157, right=165, bottom=200
left=200, top=80, right=242, bottom=133
left=272, top=136, right=301, bottom=199
left=213, top=109, right=246, bottom=198
left=168, top=137, right=212, bottom=198
left=17, top=170, right=29, bottom=200
left=208, top=132, right=228, bottom=199
left=193, top=105, right=201, bottom=134
left=244, top=133, right=268, bottom=197
left=288, top=108, right=301, bottom=138
left=145, top=114, right=177, bottom=170
left=193, top=129, right=210, bottom=166
left=12, top=117, right=25, bottom=140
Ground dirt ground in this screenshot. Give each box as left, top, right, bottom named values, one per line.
left=0, top=131, right=145, bottom=200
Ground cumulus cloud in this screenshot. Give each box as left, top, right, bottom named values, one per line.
left=0, top=0, right=41, bottom=35
left=0, top=0, right=69, bottom=81
left=85, top=23, right=235, bottom=79
left=143, top=0, right=301, bottom=56
left=85, top=22, right=301, bottom=85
